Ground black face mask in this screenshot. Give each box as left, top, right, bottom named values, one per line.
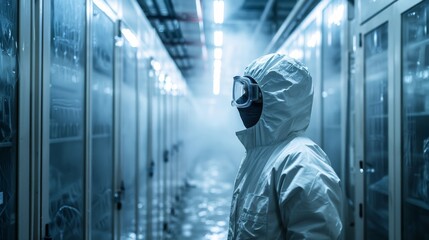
left=238, top=101, right=263, bottom=128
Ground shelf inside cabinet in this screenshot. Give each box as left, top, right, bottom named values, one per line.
left=367, top=114, right=388, bottom=119
left=365, top=71, right=388, bottom=83
left=324, top=125, right=341, bottom=130
left=0, top=142, right=12, bottom=148
left=407, top=112, right=429, bottom=117
left=92, top=133, right=111, bottom=140
left=50, top=136, right=83, bottom=144
left=369, top=176, right=389, bottom=196
left=404, top=38, right=429, bottom=50
left=406, top=197, right=429, bottom=211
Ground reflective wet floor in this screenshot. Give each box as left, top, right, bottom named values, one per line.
left=172, top=157, right=238, bottom=240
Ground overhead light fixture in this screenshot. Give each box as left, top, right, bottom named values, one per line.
left=214, top=47, right=223, bottom=59
left=213, top=0, right=224, bottom=24
left=121, top=28, right=139, bottom=48
left=214, top=31, right=223, bottom=47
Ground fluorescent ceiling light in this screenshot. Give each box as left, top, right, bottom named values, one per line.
left=121, top=28, right=139, bottom=47
left=214, top=31, right=223, bottom=47
left=213, top=0, right=224, bottom=24
left=214, top=48, right=223, bottom=59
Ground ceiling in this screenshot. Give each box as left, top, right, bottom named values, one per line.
left=136, top=0, right=319, bottom=95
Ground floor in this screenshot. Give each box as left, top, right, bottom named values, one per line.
left=172, top=157, right=238, bottom=240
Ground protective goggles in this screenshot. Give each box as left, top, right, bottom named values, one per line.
left=231, top=76, right=262, bottom=108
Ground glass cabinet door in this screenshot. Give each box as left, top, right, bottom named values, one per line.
left=137, top=59, right=149, bottom=238
left=363, top=23, right=389, bottom=240
left=120, top=37, right=138, bottom=238
left=304, top=21, right=321, bottom=145
left=49, top=0, right=86, bottom=239
left=322, top=0, right=345, bottom=177
left=402, top=2, right=429, bottom=239
left=91, top=5, right=115, bottom=239
left=150, top=70, right=161, bottom=239
left=0, top=0, right=18, bottom=238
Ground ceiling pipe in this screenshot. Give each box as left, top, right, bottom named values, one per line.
left=251, top=0, right=277, bottom=41
left=195, top=0, right=208, bottom=61
left=264, top=0, right=318, bottom=53
left=163, top=0, right=192, bottom=64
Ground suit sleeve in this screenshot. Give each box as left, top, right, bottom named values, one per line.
left=276, top=154, right=343, bottom=240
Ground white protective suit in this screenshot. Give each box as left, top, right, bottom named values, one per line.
left=228, top=54, right=343, bottom=240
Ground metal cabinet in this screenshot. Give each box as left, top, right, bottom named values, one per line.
left=355, top=1, right=426, bottom=239
left=118, top=31, right=138, bottom=239
left=90, top=3, right=116, bottom=239
left=321, top=0, right=347, bottom=178
left=137, top=56, right=150, bottom=240
left=0, top=0, right=18, bottom=239
left=47, top=1, right=86, bottom=238
left=0, top=0, right=188, bottom=239
left=303, top=20, right=322, bottom=145
left=363, top=22, right=389, bottom=240
left=401, top=1, right=429, bottom=239
left=356, top=4, right=393, bottom=239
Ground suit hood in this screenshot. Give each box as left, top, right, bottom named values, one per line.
left=236, top=53, right=313, bottom=149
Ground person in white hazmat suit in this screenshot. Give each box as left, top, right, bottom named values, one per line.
left=228, top=53, right=343, bottom=239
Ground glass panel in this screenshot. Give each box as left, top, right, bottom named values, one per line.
left=137, top=60, right=149, bottom=237
left=364, top=23, right=388, bottom=240
left=303, top=21, right=321, bottom=145
left=359, top=0, right=396, bottom=23
left=158, top=88, right=166, bottom=238
left=164, top=93, right=171, bottom=233
left=150, top=71, right=161, bottom=239
left=120, top=38, right=137, bottom=238
left=346, top=29, right=356, bottom=240
left=322, top=0, right=345, bottom=176
left=402, top=2, right=429, bottom=239
left=0, top=0, right=18, bottom=239
left=91, top=5, right=114, bottom=239
left=49, top=0, right=86, bottom=239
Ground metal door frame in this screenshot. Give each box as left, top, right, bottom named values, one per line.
left=116, top=19, right=139, bottom=239
left=86, top=0, right=120, bottom=239
left=17, top=0, right=32, bottom=239
left=356, top=5, right=394, bottom=240
left=392, top=1, right=425, bottom=240
left=39, top=0, right=51, bottom=237
left=85, top=1, right=93, bottom=238
left=39, top=0, right=89, bottom=238
left=137, top=55, right=151, bottom=238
